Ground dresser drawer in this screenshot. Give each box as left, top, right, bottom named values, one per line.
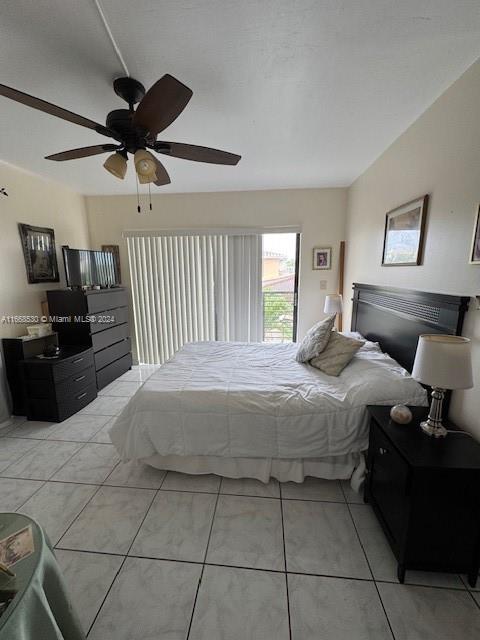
left=90, top=306, right=129, bottom=335
left=97, top=353, right=132, bottom=390
left=87, top=290, right=128, bottom=314
left=91, top=323, right=129, bottom=352
left=95, top=338, right=131, bottom=371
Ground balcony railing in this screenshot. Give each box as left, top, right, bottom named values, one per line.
left=263, top=291, right=295, bottom=343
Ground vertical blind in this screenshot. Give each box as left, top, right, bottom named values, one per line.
left=127, top=232, right=263, bottom=364
left=214, top=235, right=263, bottom=342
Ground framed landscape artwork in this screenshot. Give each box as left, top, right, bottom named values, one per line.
left=313, top=247, right=331, bottom=270
left=382, top=195, right=429, bottom=266
left=470, top=205, right=480, bottom=264
left=18, top=223, right=59, bottom=284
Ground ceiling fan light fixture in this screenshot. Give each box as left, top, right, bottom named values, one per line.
left=103, top=152, right=127, bottom=179
left=134, top=149, right=157, bottom=180
left=138, top=171, right=158, bottom=185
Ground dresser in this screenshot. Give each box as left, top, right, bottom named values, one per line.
left=365, top=405, right=480, bottom=587
left=21, top=346, right=97, bottom=422
left=46, top=287, right=132, bottom=390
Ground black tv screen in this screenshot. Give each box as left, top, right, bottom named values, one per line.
left=63, top=248, right=119, bottom=288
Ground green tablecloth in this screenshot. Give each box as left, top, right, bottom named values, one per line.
left=0, top=513, right=85, bottom=640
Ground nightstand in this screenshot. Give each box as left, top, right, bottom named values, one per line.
left=365, top=405, right=480, bottom=587
left=21, top=345, right=97, bottom=422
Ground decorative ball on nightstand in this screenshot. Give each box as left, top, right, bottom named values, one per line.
left=390, top=405, right=413, bottom=425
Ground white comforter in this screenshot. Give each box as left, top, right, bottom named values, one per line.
left=110, top=340, right=427, bottom=461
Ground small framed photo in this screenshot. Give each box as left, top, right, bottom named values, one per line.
left=313, top=247, right=331, bottom=270
left=18, top=223, right=59, bottom=284
left=469, top=205, right=480, bottom=264
left=0, top=525, right=34, bottom=568
left=382, top=195, right=429, bottom=266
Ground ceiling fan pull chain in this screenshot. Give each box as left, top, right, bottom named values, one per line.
left=148, top=182, right=152, bottom=212
left=135, top=171, right=141, bottom=213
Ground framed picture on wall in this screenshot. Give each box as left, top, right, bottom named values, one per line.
left=382, top=195, right=429, bottom=266
left=469, top=205, right=480, bottom=264
left=18, top=223, right=59, bottom=284
left=312, top=247, right=332, bottom=270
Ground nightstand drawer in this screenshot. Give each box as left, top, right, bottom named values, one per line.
left=368, top=421, right=409, bottom=545
left=57, top=382, right=97, bottom=420
left=55, top=366, right=96, bottom=403
left=51, top=349, right=95, bottom=383
left=25, top=365, right=96, bottom=400
left=27, top=382, right=97, bottom=422
left=22, top=348, right=94, bottom=382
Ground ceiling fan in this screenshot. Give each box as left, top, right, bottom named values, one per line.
left=0, top=75, right=241, bottom=186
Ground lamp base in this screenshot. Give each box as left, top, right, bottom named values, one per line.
left=420, top=420, right=448, bottom=438
left=420, top=387, right=448, bottom=438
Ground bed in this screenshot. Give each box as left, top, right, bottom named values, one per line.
left=110, top=283, right=469, bottom=486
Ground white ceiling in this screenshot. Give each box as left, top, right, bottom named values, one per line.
left=1, top=1, right=480, bottom=195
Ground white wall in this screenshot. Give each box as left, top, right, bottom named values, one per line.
left=85, top=187, right=347, bottom=357
left=0, top=161, right=90, bottom=420
left=344, top=59, right=480, bottom=437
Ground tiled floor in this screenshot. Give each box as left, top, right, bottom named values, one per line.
left=1, top=365, right=480, bottom=639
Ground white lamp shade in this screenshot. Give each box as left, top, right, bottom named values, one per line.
left=324, top=294, right=343, bottom=315
left=412, top=334, right=473, bottom=390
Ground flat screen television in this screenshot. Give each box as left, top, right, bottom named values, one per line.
left=62, top=247, right=120, bottom=288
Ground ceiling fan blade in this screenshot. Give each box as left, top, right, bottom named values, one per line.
left=152, top=157, right=171, bottom=186
left=154, top=142, right=241, bottom=165
left=0, top=83, right=120, bottom=140
left=133, top=74, right=193, bottom=136
left=45, top=144, right=119, bottom=161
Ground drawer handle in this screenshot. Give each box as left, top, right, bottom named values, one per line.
left=77, top=392, right=87, bottom=400
left=74, top=375, right=86, bottom=382
left=379, top=447, right=388, bottom=456
left=73, top=357, right=84, bottom=364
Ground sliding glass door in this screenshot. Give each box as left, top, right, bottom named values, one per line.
left=262, top=233, right=300, bottom=342
left=127, top=230, right=300, bottom=364
left=127, top=232, right=263, bottom=364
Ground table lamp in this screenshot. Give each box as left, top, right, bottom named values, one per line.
left=412, top=334, right=473, bottom=437
left=324, top=294, right=343, bottom=315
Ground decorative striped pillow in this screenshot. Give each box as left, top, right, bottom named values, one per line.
left=310, top=331, right=364, bottom=376
left=295, top=314, right=336, bottom=363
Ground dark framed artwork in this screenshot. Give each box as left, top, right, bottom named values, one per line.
left=18, top=223, right=59, bottom=283
left=312, top=247, right=332, bottom=270
left=101, top=244, right=122, bottom=283
left=382, top=195, right=429, bottom=266
left=469, top=205, right=480, bottom=265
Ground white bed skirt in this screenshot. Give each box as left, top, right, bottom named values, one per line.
left=143, top=452, right=366, bottom=491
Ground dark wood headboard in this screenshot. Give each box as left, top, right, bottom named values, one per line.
left=351, top=283, right=470, bottom=373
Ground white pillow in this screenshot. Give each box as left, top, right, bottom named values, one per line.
left=295, top=315, right=336, bottom=363
left=310, top=331, right=364, bottom=376
left=341, top=331, right=381, bottom=353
